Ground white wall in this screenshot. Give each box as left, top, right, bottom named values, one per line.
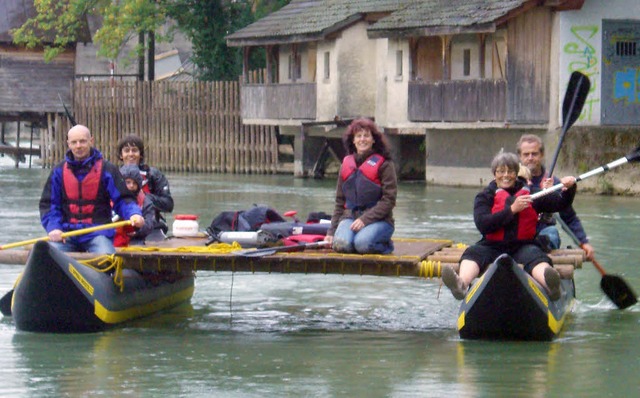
left=316, top=40, right=339, bottom=120
left=451, top=35, right=480, bottom=80
left=559, top=0, right=640, bottom=125
left=377, top=38, right=409, bottom=127
left=279, top=43, right=314, bottom=83
left=334, top=21, right=378, bottom=118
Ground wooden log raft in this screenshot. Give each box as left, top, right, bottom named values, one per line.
left=424, top=246, right=584, bottom=279
left=0, top=238, right=585, bottom=280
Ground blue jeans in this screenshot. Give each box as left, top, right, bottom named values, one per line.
left=537, top=225, right=560, bottom=250
left=332, top=219, right=394, bottom=254
left=50, top=235, right=116, bottom=254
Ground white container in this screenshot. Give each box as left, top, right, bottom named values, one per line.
left=172, top=214, right=199, bottom=237
left=217, top=230, right=271, bottom=247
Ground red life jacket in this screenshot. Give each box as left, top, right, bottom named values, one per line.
left=113, top=191, right=146, bottom=247
left=340, top=154, right=384, bottom=211
left=62, top=159, right=104, bottom=225
left=486, top=186, right=538, bottom=241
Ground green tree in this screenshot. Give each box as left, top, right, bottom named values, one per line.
left=12, top=0, right=291, bottom=81
left=12, top=0, right=166, bottom=62
left=165, top=0, right=290, bottom=81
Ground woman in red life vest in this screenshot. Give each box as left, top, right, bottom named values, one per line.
left=117, top=135, right=173, bottom=232
left=114, top=165, right=159, bottom=247
left=441, top=152, right=578, bottom=301
left=326, top=118, right=397, bottom=254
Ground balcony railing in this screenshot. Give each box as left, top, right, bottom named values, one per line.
left=408, top=79, right=507, bottom=122
left=241, top=83, right=316, bottom=120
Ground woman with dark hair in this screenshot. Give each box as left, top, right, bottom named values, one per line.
left=116, top=135, right=173, bottom=231
left=325, top=117, right=397, bottom=254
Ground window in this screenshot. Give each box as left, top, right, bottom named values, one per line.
left=288, top=53, right=301, bottom=80
left=463, top=49, right=471, bottom=76
left=396, top=50, right=403, bottom=78
left=324, top=51, right=330, bottom=80
left=616, top=41, right=637, bottom=57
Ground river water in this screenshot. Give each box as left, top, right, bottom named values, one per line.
left=0, top=167, right=639, bottom=397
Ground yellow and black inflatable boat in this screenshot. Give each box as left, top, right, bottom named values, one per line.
left=10, top=241, right=194, bottom=333
left=457, top=254, right=575, bottom=341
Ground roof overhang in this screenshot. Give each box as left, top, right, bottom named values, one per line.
left=368, top=23, right=497, bottom=39
left=227, top=13, right=362, bottom=47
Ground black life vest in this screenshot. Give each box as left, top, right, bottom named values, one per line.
left=486, top=185, right=538, bottom=241
left=340, top=154, right=384, bottom=211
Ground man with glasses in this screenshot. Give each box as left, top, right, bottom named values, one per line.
left=517, top=134, right=594, bottom=260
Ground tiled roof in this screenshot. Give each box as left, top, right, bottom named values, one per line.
left=227, top=0, right=535, bottom=45
left=369, top=0, right=529, bottom=36
left=226, top=0, right=417, bottom=46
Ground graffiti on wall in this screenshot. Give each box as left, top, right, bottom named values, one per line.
left=563, top=25, right=601, bottom=121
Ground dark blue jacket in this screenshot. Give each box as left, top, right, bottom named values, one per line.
left=40, top=148, right=142, bottom=243
left=529, top=167, right=589, bottom=244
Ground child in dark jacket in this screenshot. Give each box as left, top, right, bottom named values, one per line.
left=114, top=165, right=160, bottom=247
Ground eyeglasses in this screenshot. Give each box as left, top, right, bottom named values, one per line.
left=495, top=168, right=516, bottom=176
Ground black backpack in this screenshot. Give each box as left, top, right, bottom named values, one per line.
left=206, top=205, right=285, bottom=237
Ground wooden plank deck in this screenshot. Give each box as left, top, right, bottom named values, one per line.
left=0, top=237, right=585, bottom=279
left=116, top=237, right=454, bottom=277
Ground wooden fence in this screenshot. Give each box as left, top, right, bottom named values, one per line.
left=40, top=80, right=279, bottom=174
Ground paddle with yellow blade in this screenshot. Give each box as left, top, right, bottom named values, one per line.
left=0, top=220, right=132, bottom=316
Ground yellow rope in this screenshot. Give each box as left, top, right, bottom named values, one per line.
left=418, top=260, right=443, bottom=279
left=118, top=241, right=243, bottom=254
left=77, top=254, right=126, bottom=292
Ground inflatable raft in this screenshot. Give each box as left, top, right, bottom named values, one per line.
left=10, top=241, right=195, bottom=333
left=456, top=254, right=575, bottom=341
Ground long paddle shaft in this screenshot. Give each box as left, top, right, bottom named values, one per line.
left=235, top=240, right=330, bottom=257
left=0, top=220, right=133, bottom=317
left=548, top=71, right=591, bottom=176
left=0, top=220, right=132, bottom=250
left=531, top=144, right=640, bottom=200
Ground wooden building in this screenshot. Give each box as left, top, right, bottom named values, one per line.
left=0, top=1, right=85, bottom=166
left=227, top=0, right=640, bottom=193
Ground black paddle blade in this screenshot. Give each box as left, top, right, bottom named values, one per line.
left=562, top=71, right=591, bottom=130
left=625, top=143, right=640, bottom=163
left=601, top=274, right=637, bottom=309
left=0, top=290, right=13, bottom=316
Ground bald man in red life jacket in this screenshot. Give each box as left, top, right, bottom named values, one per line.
left=39, top=125, right=144, bottom=254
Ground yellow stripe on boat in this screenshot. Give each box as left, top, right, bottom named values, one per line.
left=69, top=263, right=95, bottom=296
left=528, top=278, right=548, bottom=307
left=465, top=273, right=485, bottom=303
left=94, top=285, right=195, bottom=324
left=548, top=297, right=574, bottom=334
left=457, top=310, right=466, bottom=331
